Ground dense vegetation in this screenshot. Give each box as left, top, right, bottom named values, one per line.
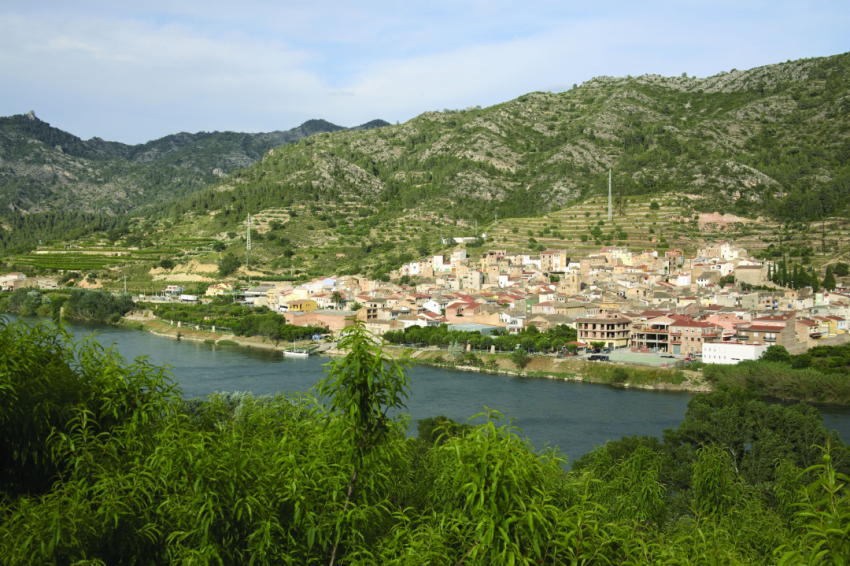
left=0, top=317, right=848, bottom=564
left=700, top=344, right=850, bottom=405
left=0, top=113, right=388, bottom=219
left=382, top=323, right=577, bottom=353
left=3, top=53, right=850, bottom=261
left=151, top=302, right=329, bottom=342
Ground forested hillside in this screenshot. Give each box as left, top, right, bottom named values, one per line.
left=0, top=112, right=389, bottom=215
left=2, top=52, right=849, bottom=277
left=156, top=52, right=850, bottom=228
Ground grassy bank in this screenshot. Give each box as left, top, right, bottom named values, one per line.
left=404, top=348, right=707, bottom=393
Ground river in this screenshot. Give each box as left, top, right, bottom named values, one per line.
left=8, top=315, right=850, bottom=463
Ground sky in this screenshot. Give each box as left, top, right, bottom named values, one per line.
left=1, top=1, right=848, bottom=144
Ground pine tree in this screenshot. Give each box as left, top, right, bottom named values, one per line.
left=823, top=265, right=837, bottom=291
left=792, top=263, right=799, bottom=290
left=810, top=267, right=820, bottom=293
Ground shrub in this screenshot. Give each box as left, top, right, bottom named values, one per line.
left=611, top=367, right=629, bottom=383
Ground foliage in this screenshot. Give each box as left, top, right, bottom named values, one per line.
left=153, top=302, right=328, bottom=340
left=217, top=251, right=241, bottom=277
left=64, top=289, right=134, bottom=321
left=1, top=320, right=850, bottom=564
left=702, top=359, right=850, bottom=404
left=510, top=347, right=530, bottom=369
left=762, top=344, right=792, bottom=364
left=382, top=323, right=576, bottom=352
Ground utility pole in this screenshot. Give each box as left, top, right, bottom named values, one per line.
left=607, top=169, right=612, bottom=222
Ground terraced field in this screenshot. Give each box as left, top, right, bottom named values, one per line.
left=487, top=196, right=850, bottom=269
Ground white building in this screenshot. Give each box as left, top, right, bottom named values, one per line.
left=675, top=273, right=692, bottom=287
left=702, top=342, right=769, bottom=365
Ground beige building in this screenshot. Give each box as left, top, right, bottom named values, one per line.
left=576, top=313, right=633, bottom=349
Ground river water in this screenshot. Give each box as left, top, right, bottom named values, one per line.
left=8, top=315, right=850, bottom=463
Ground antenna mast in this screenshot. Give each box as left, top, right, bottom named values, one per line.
left=246, top=214, right=252, bottom=285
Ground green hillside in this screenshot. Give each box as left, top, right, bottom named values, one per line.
left=2, top=52, right=850, bottom=285
left=0, top=113, right=389, bottom=215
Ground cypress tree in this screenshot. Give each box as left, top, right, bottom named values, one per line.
left=823, top=265, right=837, bottom=291
left=792, top=263, right=799, bottom=290
left=811, top=267, right=820, bottom=293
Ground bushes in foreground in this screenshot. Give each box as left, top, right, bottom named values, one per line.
left=0, top=317, right=848, bottom=565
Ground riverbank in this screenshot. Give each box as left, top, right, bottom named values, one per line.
left=118, top=313, right=850, bottom=404
left=125, top=312, right=712, bottom=395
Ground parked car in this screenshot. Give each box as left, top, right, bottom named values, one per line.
left=588, top=355, right=610, bottom=362
left=602, top=348, right=613, bottom=354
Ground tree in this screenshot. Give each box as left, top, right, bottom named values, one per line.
left=591, top=341, right=606, bottom=350
left=258, top=319, right=282, bottom=345
left=650, top=201, right=660, bottom=210
left=448, top=340, right=463, bottom=361
left=761, top=345, right=791, bottom=364
left=331, top=291, right=343, bottom=310
left=218, top=251, right=241, bottom=277
left=810, top=267, right=820, bottom=293
left=159, top=258, right=176, bottom=270
left=835, top=262, right=849, bottom=277
left=212, top=241, right=227, bottom=252
left=509, top=347, right=530, bottom=369
left=823, top=265, right=837, bottom=291
left=314, top=319, right=410, bottom=566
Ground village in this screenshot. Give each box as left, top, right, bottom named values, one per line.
left=6, top=239, right=842, bottom=366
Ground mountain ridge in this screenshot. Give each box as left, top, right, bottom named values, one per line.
left=0, top=113, right=389, bottom=215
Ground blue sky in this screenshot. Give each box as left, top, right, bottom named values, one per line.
left=1, top=1, right=848, bottom=144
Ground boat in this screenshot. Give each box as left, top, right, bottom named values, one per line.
left=283, top=350, right=311, bottom=358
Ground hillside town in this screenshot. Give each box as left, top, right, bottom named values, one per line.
left=4, top=242, right=849, bottom=364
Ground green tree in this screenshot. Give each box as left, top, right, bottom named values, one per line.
left=810, top=266, right=820, bottom=293
left=823, top=265, right=837, bottom=291
left=761, top=344, right=791, bottom=364
left=835, top=262, right=849, bottom=277
left=159, top=258, right=176, bottom=270
left=218, top=251, right=241, bottom=277
left=258, top=319, right=282, bottom=345
left=509, top=347, right=530, bottom=369
left=331, top=290, right=343, bottom=310
left=650, top=201, right=660, bottom=210
left=314, top=319, right=410, bottom=565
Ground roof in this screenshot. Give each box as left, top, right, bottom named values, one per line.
left=575, top=316, right=633, bottom=324
left=670, top=319, right=719, bottom=328
left=743, top=325, right=785, bottom=332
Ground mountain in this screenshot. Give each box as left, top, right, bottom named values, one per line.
left=2, top=52, right=849, bottom=279
left=0, top=113, right=389, bottom=215
left=152, top=52, right=850, bottom=230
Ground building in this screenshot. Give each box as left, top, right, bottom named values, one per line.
left=669, top=319, right=722, bottom=356
left=575, top=313, right=633, bottom=349
left=703, top=342, right=769, bottom=365
left=206, top=283, right=235, bottom=297
left=630, top=316, right=675, bottom=353
left=287, top=299, right=318, bottom=312
left=283, top=310, right=356, bottom=332
left=736, top=312, right=797, bottom=350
